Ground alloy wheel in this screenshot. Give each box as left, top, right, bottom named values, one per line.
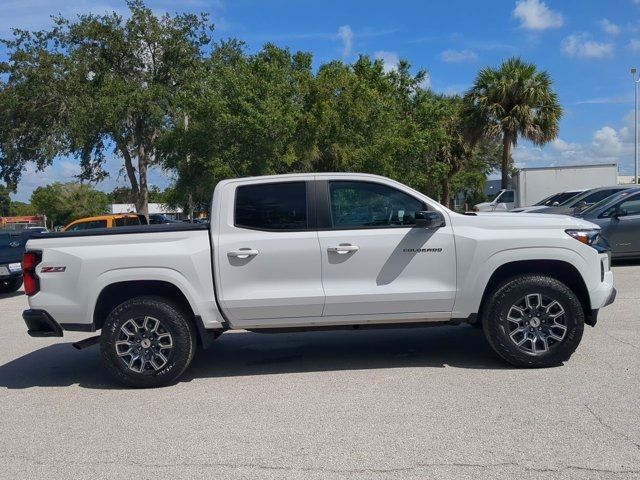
left=506, top=293, right=568, bottom=355
left=115, top=316, right=174, bottom=374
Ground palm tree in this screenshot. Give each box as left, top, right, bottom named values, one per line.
left=463, top=57, right=562, bottom=189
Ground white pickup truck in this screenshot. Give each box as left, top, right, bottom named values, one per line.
left=22, top=173, right=616, bottom=387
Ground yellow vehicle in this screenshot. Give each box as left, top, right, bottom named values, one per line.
left=63, top=214, right=142, bottom=232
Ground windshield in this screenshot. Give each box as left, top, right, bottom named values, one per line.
left=533, top=193, right=557, bottom=206
left=538, top=191, right=581, bottom=206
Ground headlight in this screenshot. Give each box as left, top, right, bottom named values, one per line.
left=565, top=229, right=600, bottom=246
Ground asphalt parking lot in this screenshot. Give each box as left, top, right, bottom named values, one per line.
left=1, top=264, right=639, bottom=480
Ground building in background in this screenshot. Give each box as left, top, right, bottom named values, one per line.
left=0, top=215, right=46, bottom=231
left=108, top=203, right=186, bottom=221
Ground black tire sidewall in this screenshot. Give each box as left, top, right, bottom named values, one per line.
left=101, top=296, right=196, bottom=388
left=0, top=276, right=23, bottom=294
left=483, top=275, right=584, bottom=367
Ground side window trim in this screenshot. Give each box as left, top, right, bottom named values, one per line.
left=232, top=180, right=315, bottom=232
left=317, top=179, right=428, bottom=231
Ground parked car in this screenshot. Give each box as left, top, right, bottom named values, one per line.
left=511, top=190, right=584, bottom=213
left=0, top=229, right=43, bottom=293
left=22, top=173, right=615, bottom=387
left=148, top=214, right=181, bottom=225
left=525, top=186, right=633, bottom=215
left=575, top=188, right=640, bottom=260
left=474, top=164, right=618, bottom=211
left=63, top=214, right=142, bottom=231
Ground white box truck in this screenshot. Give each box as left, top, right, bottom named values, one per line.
left=474, top=163, right=619, bottom=212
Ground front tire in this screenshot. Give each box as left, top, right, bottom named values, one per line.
left=0, top=276, right=22, bottom=294
left=482, top=275, right=584, bottom=368
left=101, top=296, right=197, bottom=388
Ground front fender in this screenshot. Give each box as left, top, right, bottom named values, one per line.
left=452, top=246, right=593, bottom=318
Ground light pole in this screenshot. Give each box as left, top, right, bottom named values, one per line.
left=633, top=68, right=639, bottom=184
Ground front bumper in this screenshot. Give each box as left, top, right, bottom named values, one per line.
left=604, top=287, right=617, bottom=307
left=22, top=309, right=63, bottom=337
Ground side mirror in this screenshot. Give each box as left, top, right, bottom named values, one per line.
left=415, top=211, right=445, bottom=228
left=612, top=206, right=626, bottom=219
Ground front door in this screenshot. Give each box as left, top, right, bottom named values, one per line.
left=603, top=193, right=640, bottom=257
left=216, top=179, right=324, bottom=327
left=317, top=180, right=457, bottom=318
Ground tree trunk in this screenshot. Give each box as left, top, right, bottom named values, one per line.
left=137, top=157, right=149, bottom=219
left=501, top=133, right=511, bottom=190
left=441, top=178, right=450, bottom=208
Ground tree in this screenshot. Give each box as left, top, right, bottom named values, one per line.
left=159, top=41, right=313, bottom=209
left=0, top=185, right=11, bottom=217
left=31, top=182, right=108, bottom=227
left=463, top=57, right=562, bottom=189
left=0, top=0, right=211, bottom=218
left=108, top=185, right=166, bottom=204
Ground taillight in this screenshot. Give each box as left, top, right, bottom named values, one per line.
left=22, top=251, right=41, bottom=296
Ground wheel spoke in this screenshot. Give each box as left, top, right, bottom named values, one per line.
left=525, top=293, right=542, bottom=310
left=507, top=306, right=525, bottom=324
left=157, top=333, right=173, bottom=349
left=538, top=335, right=549, bottom=352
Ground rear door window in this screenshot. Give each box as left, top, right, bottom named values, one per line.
left=235, top=182, right=308, bottom=231
left=114, top=216, right=141, bottom=227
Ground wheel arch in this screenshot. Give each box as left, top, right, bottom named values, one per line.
left=93, top=280, right=221, bottom=348
left=476, top=260, right=592, bottom=326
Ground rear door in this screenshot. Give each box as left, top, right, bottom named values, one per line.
left=215, top=178, right=325, bottom=327
left=316, top=179, right=457, bottom=318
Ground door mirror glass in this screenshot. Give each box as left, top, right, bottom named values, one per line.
left=414, top=211, right=445, bottom=228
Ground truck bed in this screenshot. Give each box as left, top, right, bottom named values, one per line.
left=32, top=222, right=209, bottom=239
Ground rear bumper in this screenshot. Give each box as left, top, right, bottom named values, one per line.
left=0, top=262, right=22, bottom=279
left=23, top=309, right=63, bottom=337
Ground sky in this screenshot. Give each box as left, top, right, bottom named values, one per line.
left=2, top=0, right=640, bottom=201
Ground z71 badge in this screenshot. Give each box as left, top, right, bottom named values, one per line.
left=40, top=266, right=67, bottom=273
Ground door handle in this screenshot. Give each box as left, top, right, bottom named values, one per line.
left=227, top=249, right=259, bottom=259
left=327, top=244, right=359, bottom=254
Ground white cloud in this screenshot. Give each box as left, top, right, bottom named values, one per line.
left=439, top=49, right=478, bottom=63
left=628, top=39, right=640, bottom=52
left=592, top=126, right=622, bottom=156
left=561, top=33, right=614, bottom=59
left=512, top=112, right=636, bottom=175
left=600, top=18, right=621, bottom=35
left=513, top=0, right=563, bottom=31
left=374, top=50, right=400, bottom=73
left=337, top=25, right=353, bottom=59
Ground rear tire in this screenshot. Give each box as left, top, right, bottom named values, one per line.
left=101, top=296, right=197, bottom=388
left=482, top=274, right=584, bottom=368
left=0, top=276, right=22, bottom=294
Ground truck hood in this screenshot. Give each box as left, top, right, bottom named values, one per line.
left=462, top=212, right=598, bottom=230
